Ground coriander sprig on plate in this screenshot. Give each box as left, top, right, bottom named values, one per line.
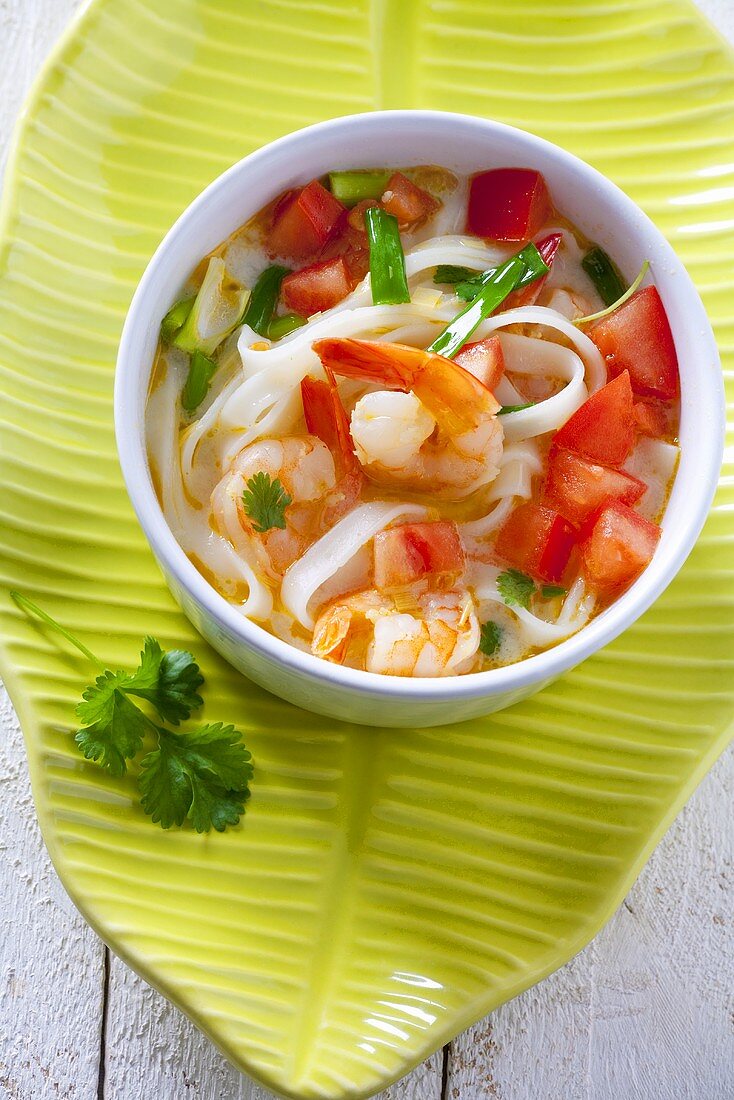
left=11, top=592, right=253, bottom=833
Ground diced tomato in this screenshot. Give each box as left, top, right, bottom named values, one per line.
left=282, top=256, right=355, bottom=316
left=580, top=500, right=661, bottom=597
left=543, top=448, right=646, bottom=526
left=380, top=172, right=438, bottom=226
left=633, top=399, right=670, bottom=439
left=301, top=367, right=360, bottom=478
left=454, top=334, right=505, bottom=391
left=503, top=232, right=563, bottom=310
left=373, top=521, right=464, bottom=590
left=268, top=180, right=346, bottom=261
left=553, top=372, right=635, bottom=466
left=467, top=168, right=552, bottom=241
left=495, top=502, right=577, bottom=584
left=590, top=286, right=679, bottom=399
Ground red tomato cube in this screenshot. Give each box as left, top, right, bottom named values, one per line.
left=590, top=286, right=679, bottom=399
left=268, top=180, right=346, bottom=260
left=282, top=256, right=355, bottom=316
left=467, top=168, right=552, bottom=241
left=495, top=502, right=577, bottom=584
left=455, top=334, right=505, bottom=392
left=580, top=500, right=661, bottom=597
left=373, top=521, right=465, bottom=590
left=543, top=448, right=646, bottom=526
left=553, top=372, right=635, bottom=466
left=633, top=399, right=671, bottom=439
left=380, top=172, right=438, bottom=226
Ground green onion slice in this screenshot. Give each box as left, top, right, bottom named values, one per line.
left=243, top=265, right=289, bottom=336
left=453, top=245, right=554, bottom=303
left=268, top=313, right=306, bottom=341
left=182, top=349, right=217, bottom=412
left=498, top=402, right=534, bottom=415
left=581, top=246, right=626, bottom=307
left=428, top=243, right=548, bottom=359
left=574, top=261, right=649, bottom=326
left=160, top=297, right=195, bottom=345
left=365, top=206, right=411, bottom=306
left=329, top=170, right=391, bottom=208
left=174, top=257, right=250, bottom=356
left=541, top=584, right=567, bottom=598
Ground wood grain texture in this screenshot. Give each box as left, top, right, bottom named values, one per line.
left=446, top=751, right=734, bottom=1099
left=0, top=0, right=732, bottom=1098
left=0, top=690, right=104, bottom=1099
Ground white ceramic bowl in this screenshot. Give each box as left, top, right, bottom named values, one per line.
left=115, top=110, right=724, bottom=728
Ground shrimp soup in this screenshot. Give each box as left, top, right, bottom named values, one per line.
left=147, top=165, right=680, bottom=679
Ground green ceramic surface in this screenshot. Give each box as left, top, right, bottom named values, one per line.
left=0, top=1, right=732, bottom=1097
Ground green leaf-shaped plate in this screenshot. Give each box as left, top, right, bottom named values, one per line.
left=1, top=1, right=732, bottom=1096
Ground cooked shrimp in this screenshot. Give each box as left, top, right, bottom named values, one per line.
left=313, top=339, right=504, bottom=500
left=211, top=436, right=340, bottom=577
left=312, top=587, right=480, bottom=676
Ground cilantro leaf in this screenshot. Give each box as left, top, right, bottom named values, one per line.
left=75, top=685, right=149, bottom=777
left=242, top=471, right=292, bottom=533
left=138, top=723, right=254, bottom=833
left=123, top=637, right=204, bottom=725
left=479, top=621, right=502, bottom=657
left=433, top=264, right=476, bottom=286
left=497, top=568, right=536, bottom=610
left=541, top=584, right=567, bottom=598
left=13, top=592, right=253, bottom=834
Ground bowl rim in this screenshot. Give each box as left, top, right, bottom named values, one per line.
left=115, top=108, right=725, bottom=704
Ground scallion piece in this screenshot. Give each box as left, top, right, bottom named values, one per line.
left=365, top=206, right=410, bottom=306
left=242, top=265, right=289, bottom=336
left=268, top=313, right=306, bottom=341
left=160, top=297, right=194, bottom=345
left=182, top=349, right=217, bottom=412
left=433, top=264, right=477, bottom=286
left=582, top=247, right=626, bottom=307
left=173, top=257, right=250, bottom=357
left=541, top=585, right=567, bottom=598
left=575, top=261, right=649, bottom=326
left=454, top=245, right=554, bottom=303
left=428, top=243, right=548, bottom=358
left=498, top=402, right=534, bottom=415
left=328, top=170, right=391, bottom=208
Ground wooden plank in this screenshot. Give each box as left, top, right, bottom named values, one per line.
left=0, top=688, right=104, bottom=1100
left=445, top=748, right=734, bottom=1100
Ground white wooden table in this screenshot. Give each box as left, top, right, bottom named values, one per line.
left=1, top=2, right=732, bottom=1097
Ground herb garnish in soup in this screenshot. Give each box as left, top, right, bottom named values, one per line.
left=147, top=166, right=680, bottom=677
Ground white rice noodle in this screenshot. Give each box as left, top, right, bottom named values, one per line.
left=460, top=494, right=516, bottom=540
left=623, top=437, right=680, bottom=521
left=148, top=355, right=273, bottom=621
left=472, top=567, right=595, bottom=648
left=281, top=502, right=428, bottom=629
left=203, top=533, right=273, bottom=622
left=484, top=439, right=543, bottom=503
left=477, top=304, right=607, bottom=393
left=493, top=331, right=589, bottom=442
left=180, top=369, right=243, bottom=487
left=494, top=375, right=525, bottom=405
